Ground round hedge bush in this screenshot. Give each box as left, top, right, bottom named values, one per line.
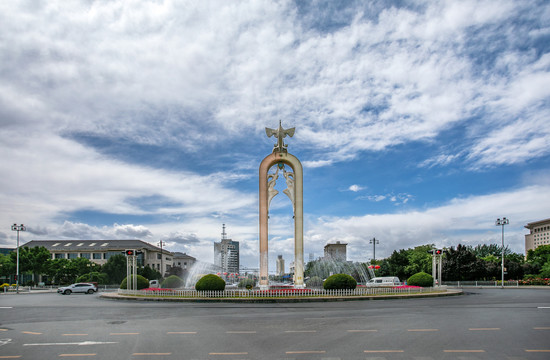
left=161, top=275, right=184, bottom=289
left=407, top=272, right=434, bottom=287
left=120, top=275, right=149, bottom=290
left=238, top=278, right=255, bottom=288
left=195, top=274, right=225, bottom=291
left=323, top=273, right=357, bottom=290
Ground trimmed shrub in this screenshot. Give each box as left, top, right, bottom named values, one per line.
left=161, top=275, right=184, bottom=289
left=238, top=278, right=255, bottom=289
left=120, top=275, right=149, bottom=290
left=323, top=274, right=357, bottom=290
left=306, top=276, right=323, bottom=287
left=407, top=272, right=433, bottom=287
left=195, top=274, right=225, bottom=291
left=77, top=271, right=109, bottom=284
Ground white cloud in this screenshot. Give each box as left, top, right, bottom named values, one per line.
left=348, top=184, right=364, bottom=192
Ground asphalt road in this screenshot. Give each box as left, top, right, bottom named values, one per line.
left=0, top=288, right=549, bottom=360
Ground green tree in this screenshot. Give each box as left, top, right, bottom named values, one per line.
left=0, top=253, right=15, bottom=279
left=102, top=254, right=127, bottom=284
left=138, top=266, right=162, bottom=281
left=526, top=245, right=550, bottom=267
left=404, top=245, right=433, bottom=277
left=10, top=246, right=51, bottom=283
left=443, top=244, right=485, bottom=281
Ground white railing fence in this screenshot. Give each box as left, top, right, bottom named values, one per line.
left=118, top=286, right=439, bottom=298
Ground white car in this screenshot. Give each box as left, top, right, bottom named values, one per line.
left=57, top=283, right=97, bottom=295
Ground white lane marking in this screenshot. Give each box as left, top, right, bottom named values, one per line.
left=0, top=338, right=12, bottom=347
left=0, top=307, right=13, bottom=309
left=538, top=306, right=550, bottom=309
left=24, top=341, right=118, bottom=346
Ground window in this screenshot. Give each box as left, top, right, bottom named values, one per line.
left=68, top=253, right=78, bottom=259
left=55, top=253, right=65, bottom=259
left=52, top=243, right=61, bottom=247
left=89, top=242, right=96, bottom=246
left=93, top=253, right=102, bottom=260
left=101, top=242, right=109, bottom=247
left=105, top=251, right=120, bottom=260
left=65, top=243, right=73, bottom=246
left=77, top=243, right=84, bottom=247
left=81, top=253, right=91, bottom=259
left=157, top=254, right=162, bottom=260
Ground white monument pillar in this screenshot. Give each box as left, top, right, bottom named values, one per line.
left=259, top=122, right=304, bottom=290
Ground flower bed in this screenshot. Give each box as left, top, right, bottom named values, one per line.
left=518, top=278, right=550, bottom=286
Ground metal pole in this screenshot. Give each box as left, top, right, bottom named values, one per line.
left=495, top=217, right=509, bottom=289
left=11, top=224, right=26, bottom=295
left=16, top=229, right=20, bottom=294
left=501, top=222, right=505, bottom=288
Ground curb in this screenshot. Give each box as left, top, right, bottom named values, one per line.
left=100, top=289, right=463, bottom=303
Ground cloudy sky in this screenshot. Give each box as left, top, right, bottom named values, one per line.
left=1, top=0, right=549, bottom=272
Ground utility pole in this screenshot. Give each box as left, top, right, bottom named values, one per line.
left=11, top=224, right=26, bottom=294
left=158, top=241, right=166, bottom=278
left=369, top=237, right=379, bottom=262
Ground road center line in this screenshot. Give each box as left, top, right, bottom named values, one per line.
left=0, top=356, right=22, bottom=359
left=468, top=328, right=500, bottom=331
left=59, top=354, right=96, bottom=357
left=0, top=329, right=8, bottom=331
left=534, top=327, right=550, bottom=330
left=208, top=352, right=248, bottom=355
left=21, top=331, right=42, bottom=335
left=133, top=353, right=172, bottom=356
left=525, top=350, right=550, bottom=352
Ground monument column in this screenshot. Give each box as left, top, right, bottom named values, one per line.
left=259, top=122, right=304, bottom=290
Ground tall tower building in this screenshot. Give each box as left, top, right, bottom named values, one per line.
left=276, top=254, right=285, bottom=276
left=214, top=224, right=240, bottom=273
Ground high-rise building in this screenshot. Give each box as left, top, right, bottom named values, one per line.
left=324, top=241, right=347, bottom=261
left=525, top=218, right=550, bottom=254
left=276, top=254, right=285, bottom=276
left=213, top=224, right=240, bottom=273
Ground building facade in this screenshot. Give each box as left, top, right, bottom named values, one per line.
left=324, top=241, right=347, bottom=261
left=525, top=218, right=550, bottom=254
left=276, top=254, right=285, bottom=276
left=213, top=225, right=239, bottom=274
left=22, top=239, right=174, bottom=275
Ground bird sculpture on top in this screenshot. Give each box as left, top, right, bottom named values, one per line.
left=265, top=120, right=295, bottom=153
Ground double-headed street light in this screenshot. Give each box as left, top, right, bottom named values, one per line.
left=369, top=237, right=379, bottom=262
left=11, top=224, right=26, bottom=294
left=495, top=217, right=509, bottom=288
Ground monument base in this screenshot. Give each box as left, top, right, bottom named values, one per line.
left=259, top=284, right=269, bottom=291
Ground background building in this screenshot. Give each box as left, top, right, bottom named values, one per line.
left=22, top=239, right=173, bottom=275
left=525, top=218, right=550, bottom=254
left=213, top=224, right=240, bottom=274
left=324, top=241, right=347, bottom=261
left=276, top=254, right=285, bottom=276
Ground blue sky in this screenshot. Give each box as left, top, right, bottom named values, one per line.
left=1, top=0, right=550, bottom=272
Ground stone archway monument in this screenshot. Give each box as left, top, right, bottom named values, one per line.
left=259, top=121, right=304, bottom=290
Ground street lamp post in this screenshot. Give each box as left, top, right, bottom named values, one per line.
left=369, top=237, right=379, bottom=262
left=495, top=217, right=509, bottom=288
left=11, top=224, right=26, bottom=294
